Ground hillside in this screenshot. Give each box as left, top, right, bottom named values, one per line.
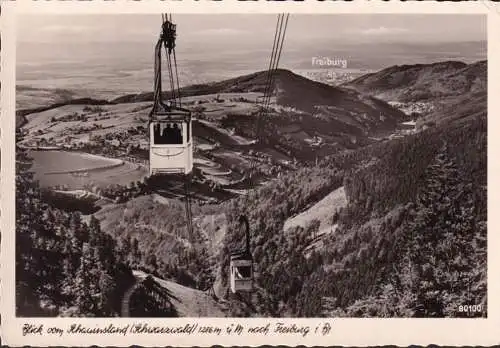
left=16, top=97, right=114, bottom=128
left=18, top=69, right=407, bottom=203
left=344, top=60, right=486, bottom=104
left=344, top=60, right=487, bottom=131
left=217, top=109, right=486, bottom=317
left=94, top=194, right=217, bottom=292
left=16, top=61, right=487, bottom=318
left=283, top=186, right=347, bottom=235
left=133, top=271, right=227, bottom=317
left=15, top=148, right=138, bottom=317
left=19, top=69, right=406, bottom=134
left=418, top=89, right=486, bottom=129
left=112, top=69, right=406, bottom=133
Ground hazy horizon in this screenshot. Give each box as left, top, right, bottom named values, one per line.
left=16, top=14, right=487, bottom=105
left=18, top=14, right=486, bottom=44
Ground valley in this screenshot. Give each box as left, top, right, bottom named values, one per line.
left=16, top=60, right=487, bottom=318
left=18, top=69, right=409, bottom=203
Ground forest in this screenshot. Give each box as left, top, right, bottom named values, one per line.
left=220, top=112, right=487, bottom=317
left=16, top=107, right=487, bottom=317
left=15, top=131, right=164, bottom=316
left=17, top=154, right=130, bottom=315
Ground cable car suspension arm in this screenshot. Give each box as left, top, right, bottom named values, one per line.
left=150, top=13, right=184, bottom=118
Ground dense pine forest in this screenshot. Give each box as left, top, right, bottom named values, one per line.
left=16, top=150, right=130, bottom=316
left=16, top=133, right=214, bottom=316
left=220, top=112, right=487, bottom=317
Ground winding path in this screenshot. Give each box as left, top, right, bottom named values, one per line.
left=121, top=281, right=141, bottom=317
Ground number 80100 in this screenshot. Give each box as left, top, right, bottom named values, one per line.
left=459, top=305, right=482, bottom=312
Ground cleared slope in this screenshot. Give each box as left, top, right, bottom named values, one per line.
left=282, top=186, right=348, bottom=258
left=283, top=186, right=347, bottom=242
left=133, top=270, right=227, bottom=317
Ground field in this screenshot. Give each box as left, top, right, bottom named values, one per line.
left=283, top=186, right=347, bottom=235
left=21, top=102, right=153, bottom=144
left=29, top=150, right=147, bottom=189
left=18, top=91, right=285, bottom=195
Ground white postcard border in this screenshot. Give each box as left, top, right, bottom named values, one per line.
left=1, top=1, right=499, bottom=346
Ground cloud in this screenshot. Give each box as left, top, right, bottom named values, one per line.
left=361, top=26, right=409, bottom=36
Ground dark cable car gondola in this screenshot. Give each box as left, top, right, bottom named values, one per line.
left=230, top=215, right=254, bottom=293
left=149, top=15, right=193, bottom=176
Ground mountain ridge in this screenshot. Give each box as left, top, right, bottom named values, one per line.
left=343, top=59, right=486, bottom=104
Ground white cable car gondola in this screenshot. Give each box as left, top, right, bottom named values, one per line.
left=148, top=16, right=194, bottom=176
left=149, top=108, right=193, bottom=176
left=230, top=215, right=254, bottom=293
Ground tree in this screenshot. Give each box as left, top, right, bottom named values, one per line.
left=405, top=143, right=483, bottom=317
left=88, top=215, right=101, bottom=245
left=73, top=243, right=104, bottom=315
left=16, top=148, right=49, bottom=315
left=70, top=212, right=88, bottom=245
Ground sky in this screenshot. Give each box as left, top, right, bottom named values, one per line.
left=15, top=14, right=487, bottom=103
left=18, top=14, right=486, bottom=46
